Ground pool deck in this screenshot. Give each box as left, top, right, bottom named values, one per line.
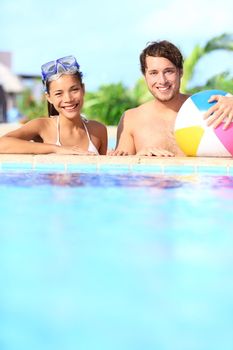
left=1, top=123, right=233, bottom=174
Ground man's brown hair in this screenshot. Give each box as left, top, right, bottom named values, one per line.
left=140, top=40, right=184, bottom=74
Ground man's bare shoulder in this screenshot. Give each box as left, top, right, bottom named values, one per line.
left=123, top=100, right=154, bottom=121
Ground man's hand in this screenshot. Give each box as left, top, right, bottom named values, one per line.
left=204, top=95, right=233, bottom=130
left=107, top=149, right=129, bottom=156
left=136, top=147, right=174, bottom=157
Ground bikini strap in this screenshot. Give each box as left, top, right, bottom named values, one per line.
left=82, top=118, right=91, bottom=142
left=56, top=115, right=61, bottom=146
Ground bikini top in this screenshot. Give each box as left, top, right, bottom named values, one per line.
left=55, top=115, right=99, bottom=154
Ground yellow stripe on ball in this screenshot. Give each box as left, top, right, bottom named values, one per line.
left=175, top=127, right=204, bottom=156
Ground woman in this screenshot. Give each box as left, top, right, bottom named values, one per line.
left=0, top=55, right=107, bottom=155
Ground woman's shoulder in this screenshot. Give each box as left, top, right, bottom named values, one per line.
left=89, top=119, right=106, bottom=128
left=83, top=117, right=107, bottom=132
left=19, top=117, right=54, bottom=136
left=24, top=116, right=51, bottom=126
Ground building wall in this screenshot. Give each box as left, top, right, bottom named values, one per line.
left=0, top=52, right=12, bottom=69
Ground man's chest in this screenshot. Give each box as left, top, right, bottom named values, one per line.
left=133, top=117, right=175, bottom=143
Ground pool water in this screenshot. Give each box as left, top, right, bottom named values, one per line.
left=1, top=171, right=233, bottom=350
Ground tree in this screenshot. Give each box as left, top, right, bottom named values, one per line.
left=83, top=83, right=139, bottom=125
left=17, top=88, right=47, bottom=121
left=129, top=78, right=152, bottom=105
left=185, top=72, right=233, bottom=95
left=181, top=33, right=233, bottom=92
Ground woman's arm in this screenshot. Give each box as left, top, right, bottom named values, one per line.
left=0, top=118, right=57, bottom=154
left=88, top=120, right=108, bottom=155
left=0, top=136, right=58, bottom=154
left=98, top=124, right=108, bottom=155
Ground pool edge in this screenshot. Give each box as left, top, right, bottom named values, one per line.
left=0, top=154, right=233, bottom=174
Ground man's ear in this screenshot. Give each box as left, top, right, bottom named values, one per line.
left=180, top=69, right=183, bottom=78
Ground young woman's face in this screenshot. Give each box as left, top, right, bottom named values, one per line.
left=46, top=74, right=84, bottom=119
left=144, top=56, right=182, bottom=102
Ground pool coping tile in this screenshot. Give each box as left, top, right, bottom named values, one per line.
left=0, top=154, right=233, bottom=174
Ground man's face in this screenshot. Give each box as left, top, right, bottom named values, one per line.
left=144, top=56, right=182, bottom=102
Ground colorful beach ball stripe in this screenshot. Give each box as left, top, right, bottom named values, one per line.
left=174, top=90, right=233, bottom=157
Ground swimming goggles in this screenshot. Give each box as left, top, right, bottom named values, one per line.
left=41, top=55, right=81, bottom=83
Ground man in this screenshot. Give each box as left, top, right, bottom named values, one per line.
left=112, top=40, right=233, bottom=156
left=112, top=40, right=188, bottom=156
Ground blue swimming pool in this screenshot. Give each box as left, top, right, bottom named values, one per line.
left=1, top=170, right=233, bottom=350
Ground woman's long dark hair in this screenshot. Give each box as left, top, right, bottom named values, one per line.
left=47, top=102, right=59, bottom=116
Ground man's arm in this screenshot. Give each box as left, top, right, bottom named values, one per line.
left=110, top=113, right=136, bottom=156
left=204, top=95, right=233, bottom=130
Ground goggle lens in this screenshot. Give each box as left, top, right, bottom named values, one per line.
left=41, top=55, right=81, bottom=83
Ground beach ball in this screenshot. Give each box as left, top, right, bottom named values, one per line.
left=174, top=90, right=233, bottom=157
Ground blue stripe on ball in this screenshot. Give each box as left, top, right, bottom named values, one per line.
left=191, top=89, right=227, bottom=111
